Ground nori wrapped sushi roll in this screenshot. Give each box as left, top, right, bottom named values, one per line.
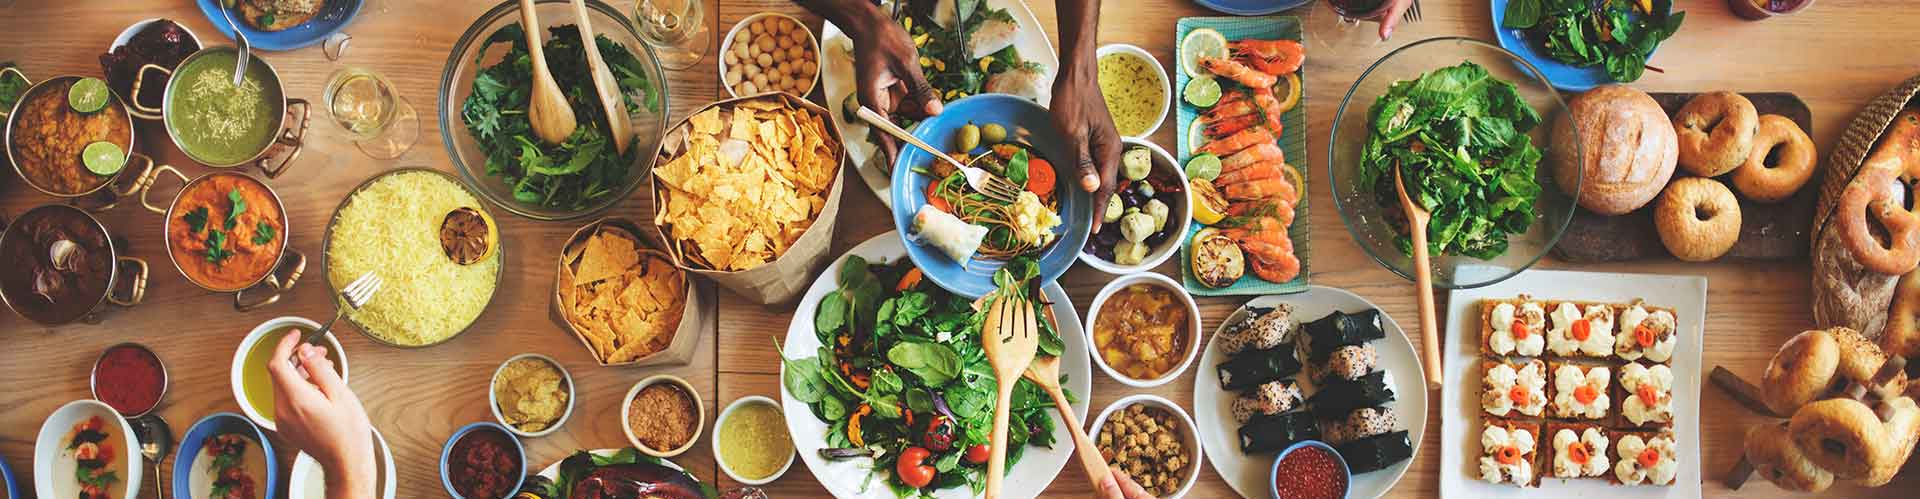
left=1309, top=370, right=1395, bottom=419
left=1216, top=344, right=1302, bottom=391
left=1335, top=430, right=1413, bottom=474
left=1238, top=411, right=1320, bottom=453
left=1299, top=309, right=1385, bottom=361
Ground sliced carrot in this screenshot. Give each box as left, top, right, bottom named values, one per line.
left=1574, top=384, right=1599, bottom=405
left=1637, top=385, right=1660, bottom=405
left=1511, top=320, right=1530, bottom=340
left=1026, top=157, right=1056, bottom=201
left=1509, top=385, right=1531, bottom=405
left=1495, top=446, right=1522, bottom=465
left=1634, top=324, right=1657, bottom=348
left=1637, top=448, right=1662, bottom=468
left=1571, top=319, right=1591, bottom=341
left=1568, top=442, right=1592, bottom=464
left=897, top=267, right=924, bottom=291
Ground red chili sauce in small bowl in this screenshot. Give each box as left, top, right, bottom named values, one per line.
left=1273, top=445, right=1347, bottom=499
left=92, top=343, right=166, bottom=416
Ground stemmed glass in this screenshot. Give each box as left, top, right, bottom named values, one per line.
left=323, top=67, right=419, bottom=159
left=1311, top=0, right=1398, bottom=49
left=633, top=0, right=710, bottom=70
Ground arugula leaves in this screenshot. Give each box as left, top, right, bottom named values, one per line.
left=1502, top=0, right=1685, bottom=83
left=461, top=23, right=660, bottom=210
left=1361, top=61, right=1545, bottom=259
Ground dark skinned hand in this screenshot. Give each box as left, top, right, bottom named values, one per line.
left=1053, top=57, right=1125, bottom=232
left=848, top=14, right=943, bottom=166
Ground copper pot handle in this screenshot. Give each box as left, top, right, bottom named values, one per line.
left=107, top=257, right=148, bottom=307
left=257, top=98, right=310, bottom=179
left=0, top=67, right=26, bottom=120
left=127, top=64, right=171, bottom=121
left=234, top=248, right=305, bottom=312
left=138, top=165, right=189, bottom=215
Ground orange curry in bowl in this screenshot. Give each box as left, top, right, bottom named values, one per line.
left=165, top=173, right=283, bottom=291
left=8, top=77, right=132, bottom=195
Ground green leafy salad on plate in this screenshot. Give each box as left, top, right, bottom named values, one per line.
left=461, top=23, right=662, bottom=210
left=1500, top=0, right=1685, bottom=83
left=784, top=255, right=1073, bottom=497
left=1361, top=61, right=1545, bottom=259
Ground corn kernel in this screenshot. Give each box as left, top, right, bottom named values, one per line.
left=978, top=57, right=994, bottom=72
left=933, top=59, right=946, bottom=71
left=919, top=56, right=933, bottom=68
left=913, top=33, right=930, bottom=47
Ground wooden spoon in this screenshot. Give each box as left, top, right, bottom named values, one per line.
left=569, top=0, right=632, bottom=154
left=1393, top=164, right=1444, bottom=389
left=981, top=292, right=1040, bottom=499
left=518, top=0, right=578, bottom=145
left=1023, top=354, right=1112, bottom=493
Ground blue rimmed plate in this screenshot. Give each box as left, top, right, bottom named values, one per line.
left=890, top=94, right=1092, bottom=298
left=1193, top=0, right=1313, bottom=16
left=172, top=413, right=278, bottom=499
left=1489, top=0, right=1671, bottom=91
left=195, top=0, right=362, bottom=51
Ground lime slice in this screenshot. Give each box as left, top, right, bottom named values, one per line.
left=82, top=141, right=124, bottom=176
left=68, top=77, right=109, bottom=114
left=1183, top=77, right=1222, bottom=108
left=1185, top=153, right=1222, bottom=181
left=1187, top=120, right=1208, bottom=156
left=1180, top=28, right=1228, bottom=79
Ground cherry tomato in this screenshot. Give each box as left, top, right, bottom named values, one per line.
left=964, top=443, right=990, bottom=465
left=896, top=447, right=936, bottom=488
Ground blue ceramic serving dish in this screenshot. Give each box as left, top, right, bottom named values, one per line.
left=1192, top=0, right=1313, bottom=16
left=172, top=412, right=278, bottom=499
left=196, top=0, right=363, bottom=51
left=1489, top=0, right=1668, bottom=91
left=439, top=422, right=526, bottom=499
left=890, top=94, right=1092, bottom=298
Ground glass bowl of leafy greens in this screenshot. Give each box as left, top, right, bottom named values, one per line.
left=1328, top=37, right=1582, bottom=289
left=439, top=0, right=668, bottom=221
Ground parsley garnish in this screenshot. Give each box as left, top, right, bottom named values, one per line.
left=206, top=229, right=232, bottom=265
left=225, top=189, right=247, bottom=230
left=252, top=221, right=276, bottom=246
left=184, top=206, right=210, bottom=233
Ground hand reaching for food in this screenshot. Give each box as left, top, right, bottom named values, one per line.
left=1095, top=469, right=1156, bottom=499
left=266, top=332, right=377, bottom=499
left=1372, top=0, right=1414, bottom=40
left=801, top=0, right=944, bottom=165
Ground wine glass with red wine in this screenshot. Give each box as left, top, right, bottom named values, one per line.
left=1313, top=0, right=1397, bottom=48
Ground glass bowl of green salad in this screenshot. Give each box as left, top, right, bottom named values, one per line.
left=1328, top=37, right=1581, bottom=289
left=439, top=0, right=668, bottom=221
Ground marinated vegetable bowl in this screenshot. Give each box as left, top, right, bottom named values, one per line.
left=1079, top=139, right=1191, bottom=274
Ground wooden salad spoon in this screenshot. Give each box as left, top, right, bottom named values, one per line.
left=981, top=290, right=1040, bottom=499
left=518, top=0, right=578, bottom=145
left=1393, top=164, right=1444, bottom=389
left=1023, top=352, right=1112, bottom=493
left=568, top=0, right=632, bottom=154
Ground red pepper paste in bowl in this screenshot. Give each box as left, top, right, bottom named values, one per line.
left=449, top=427, right=520, bottom=499
left=1273, top=445, right=1347, bottom=499
left=91, top=343, right=165, bottom=416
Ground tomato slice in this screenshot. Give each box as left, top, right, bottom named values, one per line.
left=1025, top=157, right=1055, bottom=201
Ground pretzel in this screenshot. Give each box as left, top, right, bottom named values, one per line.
left=1862, top=109, right=1920, bottom=179
left=1834, top=167, right=1920, bottom=275
left=1744, top=421, right=1834, bottom=492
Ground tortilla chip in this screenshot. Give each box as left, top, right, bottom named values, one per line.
left=575, top=231, right=639, bottom=285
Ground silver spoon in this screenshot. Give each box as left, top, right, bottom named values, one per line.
left=217, top=4, right=252, bottom=87
left=132, top=415, right=173, bottom=499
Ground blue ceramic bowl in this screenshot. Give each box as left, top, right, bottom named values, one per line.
left=1270, top=440, right=1350, bottom=499
left=0, top=453, right=19, bottom=499
left=1192, top=0, right=1313, bottom=16
left=439, top=422, right=526, bottom=499
left=1488, top=0, right=1663, bottom=91
left=195, top=0, right=363, bottom=51
left=890, top=94, right=1092, bottom=298
left=172, top=413, right=279, bottom=499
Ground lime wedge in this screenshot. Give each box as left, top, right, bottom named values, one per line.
left=1187, top=120, right=1208, bottom=157
left=1185, top=153, right=1222, bottom=181
left=1183, top=77, right=1222, bottom=109
left=1180, top=28, right=1228, bottom=79
left=82, top=141, right=124, bottom=176
left=69, top=77, right=110, bottom=114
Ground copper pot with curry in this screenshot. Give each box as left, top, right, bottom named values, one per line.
left=138, top=165, right=304, bottom=311
left=5, top=75, right=158, bottom=210
left=128, top=46, right=308, bottom=178
left=0, top=204, right=149, bottom=325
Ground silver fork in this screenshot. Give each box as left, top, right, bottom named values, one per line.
left=855, top=106, right=1026, bottom=204
left=1403, top=0, right=1422, bottom=22
left=292, top=272, right=381, bottom=368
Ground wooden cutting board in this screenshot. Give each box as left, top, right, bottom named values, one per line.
left=1552, top=92, right=1814, bottom=263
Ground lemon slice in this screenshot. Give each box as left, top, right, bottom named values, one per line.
left=69, top=77, right=109, bottom=114
left=1187, top=120, right=1208, bottom=157
left=82, top=141, right=124, bottom=176
left=1273, top=73, right=1302, bottom=115
left=439, top=207, right=497, bottom=265
left=1180, top=28, right=1228, bottom=79
left=1189, top=178, right=1229, bottom=225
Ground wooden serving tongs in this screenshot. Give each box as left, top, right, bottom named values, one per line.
left=1394, top=165, right=1445, bottom=389
left=980, top=283, right=1110, bottom=498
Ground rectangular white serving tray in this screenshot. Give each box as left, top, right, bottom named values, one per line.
left=1439, top=268, right=1705, bottom=499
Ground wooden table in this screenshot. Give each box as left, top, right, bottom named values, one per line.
left=1, top=0, right=1916, bottom=498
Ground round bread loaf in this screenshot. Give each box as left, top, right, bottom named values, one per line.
left=1551, top=85, right=1680, bottom=215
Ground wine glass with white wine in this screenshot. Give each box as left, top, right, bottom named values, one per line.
left=323, top=67, right=419, bottom=159
left=634, top=0, right=710, bottom=71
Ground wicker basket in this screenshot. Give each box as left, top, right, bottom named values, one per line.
left=1809, top=73, right=1920, bottom=338
left=1811, top=74, right=1920, bottom=242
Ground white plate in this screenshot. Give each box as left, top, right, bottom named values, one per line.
left=34, top=400, right=141, bottom=499
left=1194, top=286, right=1428, bottom=499
left=820, top=0, right=1059, bottom=209
left=779, top=231, right=1093, bottom=499
left=289, top=428, right=398, bottom=499
left=1439, top=269, right=1705, bottom=499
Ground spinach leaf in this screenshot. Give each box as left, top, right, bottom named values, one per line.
left=1501, top=0, right=1543, bottom=29
left=1003, top=149, right=1029, bottom=185
left=888, top=341, right=961, bottom=386
left=816, top=291, right=848, bottom=335
left=1525, top=0, right=1684, bottom=83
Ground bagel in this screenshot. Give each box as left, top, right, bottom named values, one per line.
left=1857, top=396, right=1920, bottom=486
left=1764, top=329, right=1842, bottom=416
left=1673, top=91, right=1760, bottom=177
left=1886, top=267, right=1920, bottom=359
left=1745, top=421, right=1834, bottom=492
left=1731, top=115, right=1817, bottom=203
left=1788, top=398, right=1889, bottom=481
left=1654, top=177, right=1742, bottom=261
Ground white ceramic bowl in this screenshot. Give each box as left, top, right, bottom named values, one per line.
left=1084, top=272, right=1203, bottom=387
left=1078, top=138, right=1192, bottom=275
left=34, top=400, right=142, bottom=499
left=1087, top=394, right=1204, bottom=499
left=1095, top=43, right=1171, bottom=139
left=231, top=316, right=350, bottom=432
left=290, top=428, right=398, bottom=499
left=711, top=395, right=795, bottom=485
left=719, top=12, right=820, bottom=98
left=621, top=374, right=706, bottom=458
left=487, top=353, right=576, bottom=438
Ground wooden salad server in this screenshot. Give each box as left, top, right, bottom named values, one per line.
left=981, top=290, right=1040, bottom=499
left=569, top=0, right=632, bottom=154
left=1394, top=164, right=1444, bottom=389
left=518, top=0, right=578, bottom=145
left=1024, top=353, right=1111, bottom=492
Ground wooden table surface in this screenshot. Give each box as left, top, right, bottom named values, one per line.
left=2, top=0, right=1917, bottom=498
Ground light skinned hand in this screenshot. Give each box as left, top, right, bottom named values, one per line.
left=266, top=332, right=376, bottom=499
left=1095, top=469, right=1155, bottom=499
left=1375, top=0, right=1415, bottom=40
